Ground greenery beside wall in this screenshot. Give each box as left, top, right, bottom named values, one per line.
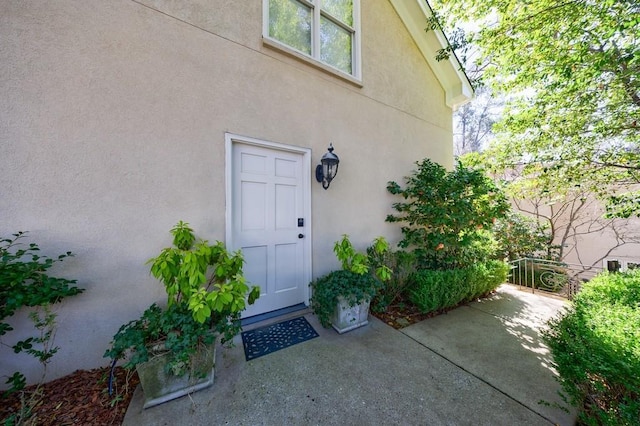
left=368, top=249, right=416, bottom=313
left=386, top=158, right=509, bottom=270
left=1, top=232, right=84, bottom=424
left=543, top=270, right=640, bottom=425
left=408, top=260, right=509, bottom=314
left=105, top=221, right=260, bottom=376
left=310, top=235, right=390, bottom=328
left=1, top=233, right=84, bottom=395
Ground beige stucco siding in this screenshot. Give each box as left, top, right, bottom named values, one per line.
left=1, top=0, right=454, bottom=383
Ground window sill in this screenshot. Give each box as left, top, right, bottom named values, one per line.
left=262, top=37, right=363, bottom=88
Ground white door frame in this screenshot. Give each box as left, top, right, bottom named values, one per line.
left=225, top=132, right=312, bottom=312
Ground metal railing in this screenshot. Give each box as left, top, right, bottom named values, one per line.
left=508, top=258, right=603, bottom=299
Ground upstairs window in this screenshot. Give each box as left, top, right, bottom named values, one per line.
left=265, top=0, right=360, bottom=79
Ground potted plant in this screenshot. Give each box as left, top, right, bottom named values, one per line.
left=311, top=235, right=392, bottom=333
left=104, top=221, right=260, bottom=408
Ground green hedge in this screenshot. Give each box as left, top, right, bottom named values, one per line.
left=408, top=260, right=509, bottom=314
left=543, top=270, right=640, bottom=425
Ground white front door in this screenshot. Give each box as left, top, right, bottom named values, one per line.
left=226, top=134, right=311, bottom=318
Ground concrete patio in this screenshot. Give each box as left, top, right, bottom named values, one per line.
left=123, top=285, right=575, bottom=425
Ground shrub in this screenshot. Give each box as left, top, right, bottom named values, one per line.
left=1, top=232, right=84, bottom=397
left=386, top=159, right=509, bottom=270
left=408, top=260, right=509, bottom=314
left=493, top=211, right=554, bottom=261
left=104, top=221, right=259, bottom=376
left=543, top=270, right=640, bottom=425
left=369, top=249, right=416, bottom=313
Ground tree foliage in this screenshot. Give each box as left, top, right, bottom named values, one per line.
left=432, top=0, right=640, bottom=216
left=463, top=151, right=640, bottom=265
left=493, top=211, right=552, bottom=261
left=386, top=159, right=509, bottom=269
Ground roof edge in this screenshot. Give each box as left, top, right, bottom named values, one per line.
left=389, top=0, right=474, bottom=109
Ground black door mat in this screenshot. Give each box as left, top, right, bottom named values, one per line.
left=241, top=316, right=319, bottom=361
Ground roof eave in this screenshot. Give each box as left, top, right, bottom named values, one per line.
left=389, top=0, right=474, bottom=109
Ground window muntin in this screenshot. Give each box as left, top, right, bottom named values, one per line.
left=266, top=0, right=359, bottom=78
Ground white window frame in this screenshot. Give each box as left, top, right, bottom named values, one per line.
left=603, top=258, right=640, bottom=272
left=262, top=0, right=362, bottom=85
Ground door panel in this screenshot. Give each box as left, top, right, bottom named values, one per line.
left=230, top=141, right=308, bottom=318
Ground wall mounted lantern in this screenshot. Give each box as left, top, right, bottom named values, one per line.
left=315, top=144, right=339, bottom=190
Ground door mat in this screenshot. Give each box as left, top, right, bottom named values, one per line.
left=241, top=316, right=319, bottom=361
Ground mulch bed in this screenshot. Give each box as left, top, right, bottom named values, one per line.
left=370, top=295, right=471, bottom=330
left=0, top=297, right=478, bottom=424
left=0, top=366, right=139, bottom=425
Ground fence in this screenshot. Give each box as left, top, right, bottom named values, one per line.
left=508, top=258, right=603, bottom=299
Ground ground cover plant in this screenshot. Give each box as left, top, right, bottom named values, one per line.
left=543, top=270, right=640, bottom=425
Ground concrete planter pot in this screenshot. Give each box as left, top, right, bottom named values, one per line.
left=331, top=296, right=370, bottom=334
left=136, top=343, right=216, bottom=409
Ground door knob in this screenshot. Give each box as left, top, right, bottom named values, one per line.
left=298, top=234, right=304, bottom=239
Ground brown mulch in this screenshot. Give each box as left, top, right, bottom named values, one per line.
left=370, top=295, right=464, bottom=329
left=370, top=289, right=502, bottom=329
left=0, top=366, right=139, bottom=425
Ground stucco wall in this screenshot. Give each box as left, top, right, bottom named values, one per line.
left=1, top=0, right=454, bottom=383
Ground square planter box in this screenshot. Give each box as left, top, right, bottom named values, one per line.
left=331, top=296, right=370, bottom=334
left=136, top=343, right=216, bottom=409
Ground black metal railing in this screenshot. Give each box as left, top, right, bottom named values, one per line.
left=508, top=258, right=603, bottom=299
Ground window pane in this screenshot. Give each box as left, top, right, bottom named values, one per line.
left=607, top=260, right=621, bottom=272
left=321, top=0, right=353, bottom=26
left=269, top=0, right=312, bottom=55
left=320, top=16, right=352, bottom=74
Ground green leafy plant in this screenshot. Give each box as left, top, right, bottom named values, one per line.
left=311, top=235, right=391, bottom=328
left=542, top=270, right=640, bottom=425
left=386, top=159, right=509, bottom=270
left=0, top=232, right=83, bottom=425
left=408, top=260, right=509, bottom=314
left=367, top=249, right=416, bottom=313
left=1, top=233, right=84, bottom=392
left=104, top=221, right=260, bottom=376
left=492, top=211, right=554, bottom=261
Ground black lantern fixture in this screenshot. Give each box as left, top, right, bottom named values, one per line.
left=315, top=144, right=339, bottom=190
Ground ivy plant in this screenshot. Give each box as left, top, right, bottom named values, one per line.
left=311, top=235, right=392, bottom=328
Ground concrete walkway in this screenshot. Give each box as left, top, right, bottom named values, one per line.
left=123, top=285, right=575, bottom=425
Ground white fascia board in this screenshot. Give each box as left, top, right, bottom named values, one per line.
left=389, top=0, right=474, bottom=109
